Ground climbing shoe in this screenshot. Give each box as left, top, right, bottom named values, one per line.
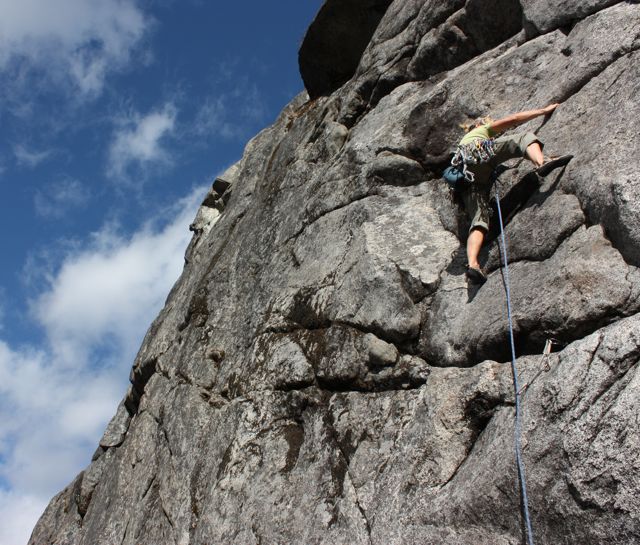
left=466, top=266, right=487, bottom=285
left=536, top=154, right=573, bottom=177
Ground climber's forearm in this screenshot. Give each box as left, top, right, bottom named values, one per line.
left=489, top=103, right=559, bottom=133
left=493, top=109, right=545, bottom=130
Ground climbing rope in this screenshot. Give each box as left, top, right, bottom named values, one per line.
left=494, top=176, right=536, bottom=545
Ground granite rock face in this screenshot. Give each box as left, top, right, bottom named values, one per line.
left=31, top=1, right=640, bottom=544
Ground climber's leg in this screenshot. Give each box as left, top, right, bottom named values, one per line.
left=525, top=141, right=544, bottom=167
left=460, top=184, right=490, bottom=283
left=494, top=132, right=572, bottom=176
left=493, top=132, right=543, bottom=165
left=467, top=227, right=486, bottom=271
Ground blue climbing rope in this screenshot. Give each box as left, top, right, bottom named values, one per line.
left=494, top=183, right=536, bottom=545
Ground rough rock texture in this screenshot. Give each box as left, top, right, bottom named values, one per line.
left=31, top=1, right=640, bottom=544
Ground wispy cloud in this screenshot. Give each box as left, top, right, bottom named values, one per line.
left=0, top=186, right=205, bottom=545
left=0, top=0, right=150, bottom=97
left=34, top=178, right=91, bottom=219
left=193, top=96, right=244, bottom=140
left=193, top=76, right=268, bottom=141
left=108, top=104, right=177, bottom=180
left=238, top=83, right=268, bottom=122
left=13, top=145, right=53, bottom=168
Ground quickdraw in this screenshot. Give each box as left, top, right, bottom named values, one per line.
left=450, top=138, right=497, bottom=182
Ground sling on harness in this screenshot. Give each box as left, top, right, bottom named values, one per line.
left=443, top=138, right=497, bottom=189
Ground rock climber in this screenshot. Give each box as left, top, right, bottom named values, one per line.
left=452, top=103, right=572, bottom=284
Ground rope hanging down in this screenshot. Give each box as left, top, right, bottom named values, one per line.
left=493, top=175, right=536, bottom=545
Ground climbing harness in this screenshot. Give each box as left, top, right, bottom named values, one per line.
left=493, top=169, right=536, bottom=545
left=450, top=138, right=497, bottom=183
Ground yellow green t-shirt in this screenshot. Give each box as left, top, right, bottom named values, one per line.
left=459, top=124, right=495, bottom=146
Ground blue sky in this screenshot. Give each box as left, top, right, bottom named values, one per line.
left=0, top=1, right=322, bottom=542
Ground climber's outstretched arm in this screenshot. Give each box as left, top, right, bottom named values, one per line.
left=489, top=103, right=559, bottom=134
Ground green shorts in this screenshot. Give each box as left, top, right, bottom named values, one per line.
left=461, top=184, right=492, bottom=232
left=460, top=132, right=542, bottom=233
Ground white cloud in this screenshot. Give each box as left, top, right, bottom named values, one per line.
left=108, top=104, right=177, bottom=180
left=13, top=145, right=52, bottom=168
left=34, top=185, right=200, bottom=365
left=34, top=178, right=91, bottom=218
left=0, top=0, right=149, bottom=96
left=0, top=186, right=205, bottom=544
left=0, top=491, right=47, bottom=545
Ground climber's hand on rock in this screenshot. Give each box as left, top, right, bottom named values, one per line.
left=541, top=103, right=560, bottom=115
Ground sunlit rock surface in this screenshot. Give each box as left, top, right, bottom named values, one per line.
left=31, top=1, right=640, bottom=544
